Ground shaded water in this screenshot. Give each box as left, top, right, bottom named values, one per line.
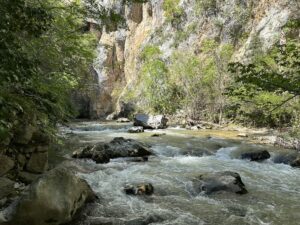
left=61, top=121, right=300, bottom=225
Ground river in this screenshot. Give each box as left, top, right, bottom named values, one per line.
left=58, top=121, right=300, bottom=225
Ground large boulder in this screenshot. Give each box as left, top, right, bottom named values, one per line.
left=7, top=167, right=95, bottom=225
left=240, top=150, right=271, bottom=161
left=134, top=114, right=168, bottom=129
left=73, top=137, right=153, bottom=163
left=191, top=171, right=248, bottom=195
left=0, top=155, right=14, bottom=177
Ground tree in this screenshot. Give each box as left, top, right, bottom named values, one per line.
left=0, top=0, right=96, bottom=145
left=227, top=20, right=300, bottom=127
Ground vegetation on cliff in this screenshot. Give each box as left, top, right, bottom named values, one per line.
left=126, top=17, right=299, bottom=130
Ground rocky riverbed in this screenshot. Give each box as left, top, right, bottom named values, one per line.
left=1, top=120, right=300, bottom=225
left=57, top=121, right=300, bottom=225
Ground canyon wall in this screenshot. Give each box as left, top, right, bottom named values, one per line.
left=82, top=0, right=299, bottom=118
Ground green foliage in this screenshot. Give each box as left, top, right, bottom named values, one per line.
left=0, top=0, right=97, bottom=146
left=132, top=40, right=234, bottom=120
left=228, top=20, right=300, bottom=127
left=195, top=0, right=217, bottom=16
left=162, top=0, right=184, bottom=25
left=172, top=23, right=198, bottom=47
left=138, top=45, right=181, bottom=114
left=227, top=86, right=299, bottom=127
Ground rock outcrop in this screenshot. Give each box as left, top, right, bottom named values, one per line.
left=6, top=167, right=95, bottom=225
left=73, top=0, right=299, bottom=118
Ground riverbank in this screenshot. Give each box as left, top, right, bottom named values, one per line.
left=166, top=115, right=300, bottom=151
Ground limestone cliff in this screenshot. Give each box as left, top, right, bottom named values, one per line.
left=82, top=0, right=299, bottom=118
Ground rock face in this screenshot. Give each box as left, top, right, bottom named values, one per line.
left=241, top=150, right=271, bottom=161
left=72, top=0, right=299, bottom=118
left=191, top=171, right=248, bottom=195
left=73, top=137, right=153, bottom=163
left=0, top=155, right=14, bottom=177
left=134, top=114, right=168, bottom=129
left=7, top=167, right=95, bottom=225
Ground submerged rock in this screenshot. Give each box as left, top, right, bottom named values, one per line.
left=134, top=114, right=168, bottom=129
left=240, top=150, right=271, bottom=161
left=73, top=137, right=153, bottom=163
left=128, top=126, right=144, bottom=133
left=191, top=171, right=248, bottom=195
left=124, top=183, right=154, bottom=195
left=7, top=167, right=95, bottom=225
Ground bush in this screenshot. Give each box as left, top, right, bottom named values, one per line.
left=162, top=0, right=184, bottom=25
left=0, top=0, right=96, bottom=146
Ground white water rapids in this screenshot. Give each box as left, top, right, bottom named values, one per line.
left=60, top=121, right=300, bottom=225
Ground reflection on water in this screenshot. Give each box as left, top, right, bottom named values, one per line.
left=60, top=121, right=300, bottom=225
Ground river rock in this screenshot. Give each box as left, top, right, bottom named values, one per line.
left=291, top=157, right=300, bottom=168
left=240, top=150, right=270, bottom=161
left=124, top=183, right=154, bottom=195
left=128, top=126, right=144, bottom=133
left=73, top=137, right=153, bottom=163
left=26, top=152, right=48, bottom=173
left=272, top=152, right=298, bottom=165
left=0, top=155, right=14, bottom=176
left=133, top=114, right=168, bottom=129
left=191, top=171, right=248, bottom=195
left=7, top=167, right=95, bottom=225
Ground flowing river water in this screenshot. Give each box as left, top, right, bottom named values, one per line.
left=58, top=121, right=300, bottom=225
